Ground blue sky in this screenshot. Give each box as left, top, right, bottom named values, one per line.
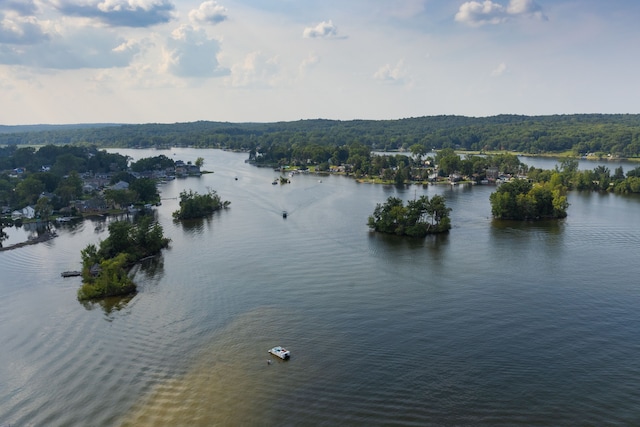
left=1, top=0, right=638, bottom=125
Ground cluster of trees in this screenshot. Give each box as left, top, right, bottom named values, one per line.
left=525, top=158, right=640, bottom=195
left=0, top=144, right=128, bottom=175
left=0, top=145, right=129, bottom=211
left=129, top=154, right=175, bottom=172
left=368, top=195, right=451, bottom=237
left=172, top=189, right=230, bottom=220
left=78, top=216, right=170, bottom=300
left=0, top=146, right=173, bottom=217
left=490, top=179, right=569, bottom=220
left=3, top=114, right=640, bottom=157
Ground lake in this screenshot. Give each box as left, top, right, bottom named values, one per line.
left=1, top=148, right=640, bottom=426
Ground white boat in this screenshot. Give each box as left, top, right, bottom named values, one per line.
left=268, top=346, right=290, bottom=360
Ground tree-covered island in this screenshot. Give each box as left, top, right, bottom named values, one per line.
left=490, top=179, right=569, bottom=220
left=368, top=195, right=451, bottom=237
left=172, top=189, right=230, bottom=220
left=78, top=216, right=170, bottom=300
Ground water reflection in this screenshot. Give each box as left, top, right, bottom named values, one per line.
left=80, top=293, right=136, bottom=317
left=490, top=218, right=565, bottom=236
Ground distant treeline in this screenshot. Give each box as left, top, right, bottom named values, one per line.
left=2, top=114, right=640, bottom=157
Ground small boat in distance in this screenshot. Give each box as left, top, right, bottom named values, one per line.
left=268, top=346, right=290, bottom=360
left=282, top=211, right=288, bottom=218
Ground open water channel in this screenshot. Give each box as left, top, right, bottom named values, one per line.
left=1, top=148, right=640, bottom=426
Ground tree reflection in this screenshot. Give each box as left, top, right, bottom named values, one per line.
left=80, top=294, right=136, bottom=317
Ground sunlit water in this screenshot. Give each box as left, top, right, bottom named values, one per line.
left=1, top=149, right=640, bottom=426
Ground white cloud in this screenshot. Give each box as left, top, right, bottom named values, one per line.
left=163, top=25, right=229, bottom=78
left=303, top=20, right=338, bottom=38
left=189, top=1, right=228, bottom=25
left=228, top=51, right=279, bottom=87
left=491, top=62, right=507, bottom=76
left=373, top=59, right=409, bottom=84
left=507, top=0, right=546, bottom=20
left=4, top=1, right=39, bottom=16
left=53, top=0, right=176, bottom=27
left=455, top=0, right=546, bottom=27
left=0, top=13, right=50, bottom=45
left=0, top=23, right=140, bottom=69
left=299, top=52, right=319, bottom=74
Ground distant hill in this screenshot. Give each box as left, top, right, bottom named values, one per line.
left=0, top=123, right=122, bottom=134
left=1, top=115, right=639, bottom=156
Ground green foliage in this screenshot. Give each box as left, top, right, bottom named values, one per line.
left=130, top=155, right=175, bottom=172
left=4, top=115, right=640, bottom=157
left=54, top=171, right=83, bottom=206
left=15, top=176, right=45, bottom=205
left=490, top=179, right=568, bottom=220
left=172, top=189, right=230, bottom=220
left=368, top=195, right=451, bottom=237
left=78, top=253, right=136, bottom=300
left=129, top=178, right=160, bottom=204
left=104, top=188, right=137, bottom=208
left=78, top=217, right=170, bottom=300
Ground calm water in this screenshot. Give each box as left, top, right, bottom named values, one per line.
left=1, top=149, right=640, bottom=426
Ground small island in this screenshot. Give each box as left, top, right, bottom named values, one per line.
left=77, top=216, right=170, bottom=300
left=172, top=189, right=230, bottom=220
left=368, top=195, right=451, bottom=237
left=489, top=179, right=569, bottom=220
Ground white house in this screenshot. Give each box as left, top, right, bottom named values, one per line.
left=12, top=205, right=35, bottom=219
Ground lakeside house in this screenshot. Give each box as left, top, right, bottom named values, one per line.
left=12, top=205, right=35, bottom=220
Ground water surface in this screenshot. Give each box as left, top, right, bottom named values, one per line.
left=1, top=149, right=640, bottom=426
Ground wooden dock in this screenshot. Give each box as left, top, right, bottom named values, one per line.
left=61, top=271, right=82, bottom=277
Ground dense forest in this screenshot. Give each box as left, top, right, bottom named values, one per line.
left=2, top=114, right=640, bottom=157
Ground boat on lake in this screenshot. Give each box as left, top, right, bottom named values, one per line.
left=268, top=346, right=290, bottom=360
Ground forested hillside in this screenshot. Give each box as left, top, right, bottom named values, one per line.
left=2, top=114, right=640, bottom=157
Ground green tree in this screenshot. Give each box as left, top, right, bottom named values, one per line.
left=409, top=144, right=426, bottom=163
left=104, top=189, right=137, bottom=209
left=78, top=218, right=170, bottom=300
left=55, top=171, right=83, bottom=205
left=368, top=195, right=451, bottom=237
left=129, top=178, right=159, bottom=204
left=490, top=179, right=567, bottom=220
left=15, top=176, right=45, bottom=206
left=173, top=189, right=230, bottom=220
left=35, top=197, right=53, bottom=221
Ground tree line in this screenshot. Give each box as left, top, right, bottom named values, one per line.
left=3, top=114, right=640, bottom=157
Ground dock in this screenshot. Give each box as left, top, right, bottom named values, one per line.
left=61, top=271, right=82, bottom=277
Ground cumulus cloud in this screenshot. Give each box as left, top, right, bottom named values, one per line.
left=507, top=0, right=545, bottom=19
left=53, top=0, right=176, bottom=27
left=163, top=25, right=228, bottom=78
left=0, top=26, right=140, bottom=69
left=373, top=59, right=409, bottom=84
left=189, top=1, right=228, bottom=25
left=303, top=20, right=338, bottom=38
left=229, top=51, right=279, bottom=87
left=4, top=0, right=39, bottom=15
left=0, top=14, right=50, bottom=45
left=455, top=0, right=546, bottom=27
